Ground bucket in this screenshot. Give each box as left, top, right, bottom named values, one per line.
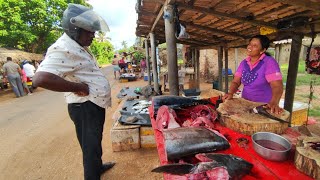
left=279, top=99, right=309, bottom=126
left=213, top=81, right=219, bottom=89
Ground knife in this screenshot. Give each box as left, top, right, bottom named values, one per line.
left=251, top=105, right=289, bottom=124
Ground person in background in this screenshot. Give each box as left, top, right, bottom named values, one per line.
left=140, top=58, right=147, bottom=78
left=22, top=60, right=36, bottom=78
left=118, top=56, right=126, bottom=74
left=3, top=57, right=25, bottom=97
left=223, top=35, right=283, bottom=114
left=0, top=66, right=7, bottom=90
left=112, top=54, right=121, bottom=79
left=20, top=65, right=32, bottom=95
left=32, top=3, right=115, bottom=180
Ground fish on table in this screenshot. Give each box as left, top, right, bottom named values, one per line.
left=152, top=153, right=253, bottom=179
left=163, top=127, right=230, bottom=161
left=152, top=95, right=214, bottom=116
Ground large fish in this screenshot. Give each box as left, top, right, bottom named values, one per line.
left=152, top=95, right=214, bottom=116
left=152, top=153, right=253, bottom=179
left=163, top=127, right=230, bottom=161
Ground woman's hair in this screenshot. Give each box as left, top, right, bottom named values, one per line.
left=250, top=35, right=270, bottom=50
left=250, top=35, right=271, bottom=56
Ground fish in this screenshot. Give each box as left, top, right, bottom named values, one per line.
left=252, top=105, right=289, bottom=123
left=196, top=153, right=253, bottom=179
left=163, top=127, right=230, bottom=160
left=156, top=105, right=181, bottom=131
left=152, top=153, right=253, bottom=179
left=152, top=95, right=214, bottom=116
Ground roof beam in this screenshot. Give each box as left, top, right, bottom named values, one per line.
left=272, top=0, right=320, bottom=12
left=148, top=0, right=176, bottom=39
left=142, top=0, right=164, bottom=4
left=177, top=3, right=277, bottom=29
left=178, top=39, right=212, bottom=46
left=182, top=21, right=248, bottom=39
left=139, top=9, right=158, bottom=16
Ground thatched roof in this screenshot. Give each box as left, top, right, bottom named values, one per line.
left=0, top=48, right=43, bottom=64
left=136, top=0, right=320, bottom=48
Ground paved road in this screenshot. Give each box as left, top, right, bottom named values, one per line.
left=0, top=65, right=161, bottom=180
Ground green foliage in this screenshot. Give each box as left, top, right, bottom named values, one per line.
left=0, top=0, right=87, bottom=53
left=158, top=43, right=167, bottom=49
left=89, top=39, right=114, bottom=65
left=178, top=58, right=183, bottom=65
left=117, top=43, right=145, bottom=63
left=133, top=50, right=144, bottom=61
left=309, top=107, right=320, bottom=117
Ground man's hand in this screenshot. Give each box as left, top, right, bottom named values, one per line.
left=74, top=83, right=89, bottom=96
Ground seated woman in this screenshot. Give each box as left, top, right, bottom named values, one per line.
left=223, top=35, right=283, bottom=114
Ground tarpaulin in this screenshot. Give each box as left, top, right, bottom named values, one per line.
left=149, top=104, right=312, bottom=180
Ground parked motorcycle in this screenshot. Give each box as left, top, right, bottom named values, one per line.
left=26, top=76, right=36, bottom=93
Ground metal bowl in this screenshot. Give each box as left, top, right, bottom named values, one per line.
left=252, top=132, right=292, bottom=161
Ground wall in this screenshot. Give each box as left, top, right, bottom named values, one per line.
left=199, top=48, right=247, bottom=82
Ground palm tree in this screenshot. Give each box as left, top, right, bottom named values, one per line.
left=121, top=40, right=128, bottom=49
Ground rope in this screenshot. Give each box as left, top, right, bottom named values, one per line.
left=306, top=76, right=315, bottom=125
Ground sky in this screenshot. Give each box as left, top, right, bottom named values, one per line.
left=86, top=0, right=138, bottom=50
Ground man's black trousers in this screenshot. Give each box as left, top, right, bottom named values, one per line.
left=68, top=101, right=105, bottom=180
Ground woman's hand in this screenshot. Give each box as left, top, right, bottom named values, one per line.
left=266, top=102, right=283, bottom=114
left=222, top=93, right=234, bottom=101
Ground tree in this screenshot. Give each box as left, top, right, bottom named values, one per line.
left=121, top=41, right=128, bottom=50
left=89, top=38, right=114, bottom=65
left=0, top=0, right=87, bottom=53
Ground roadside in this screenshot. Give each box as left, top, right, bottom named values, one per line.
left=0, top=66, right=162, bottom=180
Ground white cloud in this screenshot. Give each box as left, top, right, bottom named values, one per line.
left=86, top=0, right=137, bottom=50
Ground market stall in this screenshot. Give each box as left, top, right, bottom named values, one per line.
left=110, top=85, right=159, bottom=151
left=148, top=95, right=317, bottom=179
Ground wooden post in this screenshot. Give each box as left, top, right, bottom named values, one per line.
left=218, top=46, right=223, bottom=91
left=224, top=47, right=229, bottom=93
left=196, top=49, right=200, bottom=89
left=145, top=40, right=151, bottom=85
left=192, top=48, right=195, bottom=75
left=150, top=33, right=159, bottom=94
left=275, top=44, right=280, bottom=63
left=284, top=34, right=303, bottom=125
left=235, top=48, right=238, bottom=73
left=164, top=4, right=179, bottom=95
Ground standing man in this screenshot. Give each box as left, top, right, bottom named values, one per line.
left=111, top=54, right=121, bottom=79
left=3, top=57, right=25, bottom=97
left=33, top=3, right=115, bottom=180
left=22, top=60, right=36, bottom=78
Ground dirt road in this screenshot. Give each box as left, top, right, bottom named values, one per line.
left=0, top=66, right=162, bottom=180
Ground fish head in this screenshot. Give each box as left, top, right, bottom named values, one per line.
left=200, top=154, right=253, bottom=178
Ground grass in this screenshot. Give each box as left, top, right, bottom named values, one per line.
left=299, top=94, right=318, bottom=100
left=309, top=106, right=320, bottom=117
left=280, top=60, right=320, bottom=119
left=281, top=61, right=320, bottom=86
left=280, top=61, right=306, bottom=73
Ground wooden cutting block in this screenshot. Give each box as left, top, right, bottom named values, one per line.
left=216, top=98, right=290, bottom=135
left=295, top=137, right=320, bottom=179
